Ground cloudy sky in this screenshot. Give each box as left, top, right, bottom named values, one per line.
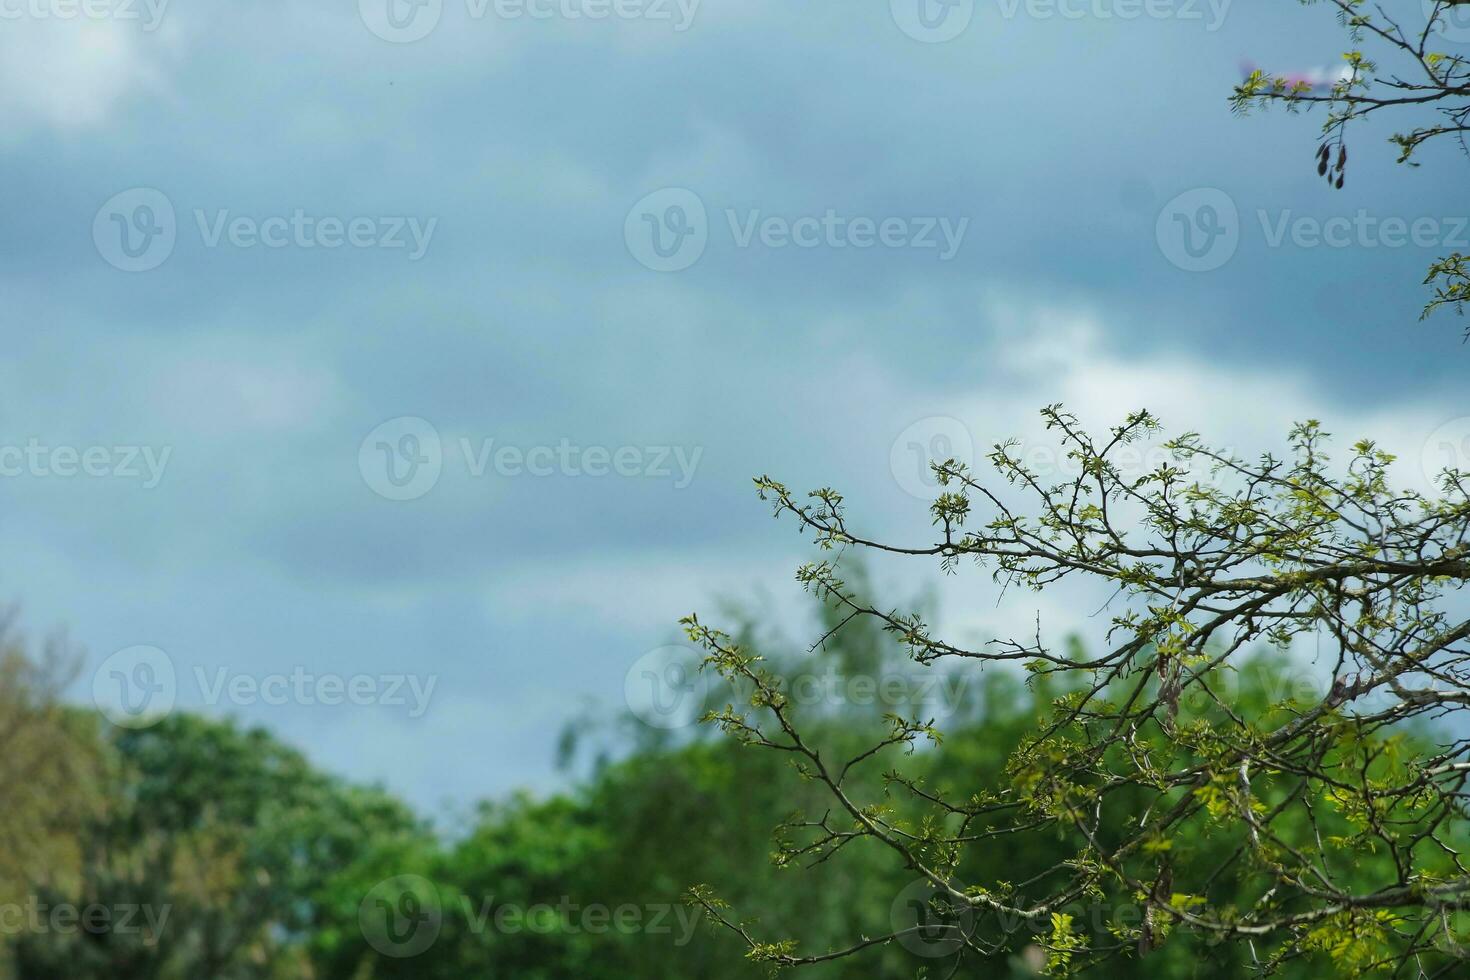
left=3, top=0, right=1467, bottom=812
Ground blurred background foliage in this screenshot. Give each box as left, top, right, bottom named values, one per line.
left=0, top=571, right=1432, bottom=978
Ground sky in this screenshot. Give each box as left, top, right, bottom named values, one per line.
left=2, top=0, right=1467, bottom=814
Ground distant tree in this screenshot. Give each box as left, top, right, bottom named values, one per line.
left=684, top=408, right=1470, bottom=977
left=1231, top=0, right=1470, bottom=326
left=5, top=577, right=1436, bottom=978
left=10, top=713, right=432, bottom=980
left=0, top=615, right=106, bottom=976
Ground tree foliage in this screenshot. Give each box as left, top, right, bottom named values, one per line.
left=6, top=710, right=432, bottom=980
left=0, top=616, right=105, bottom=919
left=1230, top=0, right=1470, bottom=325
left=684, top=407, right=1470, bottom=977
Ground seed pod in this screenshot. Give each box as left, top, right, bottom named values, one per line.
left=1337, top=145, right=1347, bottom=169
left=1335, top=172, right=1344, bottom=189
left=1318, top=158, right=1329, bottom=176
left=1318, top=142, right=1330, bottom=162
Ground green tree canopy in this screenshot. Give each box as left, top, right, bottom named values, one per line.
left=684, top=408, right=1470, bottom=977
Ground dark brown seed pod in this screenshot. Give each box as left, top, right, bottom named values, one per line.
left=1335, top=172, right=1344, bottom=189
left=1337, top=145, right=1347, bottom=169
left=1318, top=158, right=1329, bottom=176
left=1318, top=143, right=1330, bottom=162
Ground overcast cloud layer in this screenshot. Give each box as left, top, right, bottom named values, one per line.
left=2, top=0, right=1466, bottom=810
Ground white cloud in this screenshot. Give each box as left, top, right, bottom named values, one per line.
left=0, top=20, right=179, bottom=131
left=491, top=295, right=1460, bottom=665
left=909, top=298, right=1457, bottom=650
left=969, top=299, right=1451, bottom=495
